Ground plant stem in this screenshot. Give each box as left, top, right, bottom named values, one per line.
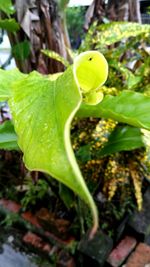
left=88, top=194, right=99, bottom=239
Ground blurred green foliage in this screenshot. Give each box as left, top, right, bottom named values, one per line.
left=66, top=6, right=86, bottom=48
left=0, top=0, right=14, bottom=16
left=21, top=178, right=50, bottom=209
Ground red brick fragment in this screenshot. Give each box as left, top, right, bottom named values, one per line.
left=0, top=199, right=75, bottom=247
left=126, top=243, right=150, bottom=267
left=23, top=232, right=43, bottom=248
left=23, top=232, right=52, bottom=253
left=36, top=208, right=70, bottom=238
left=22, top=211, right=40, bottom=228
left=0, top=199, right=21, bottom=213
left=107, top=236, right=137, bottom=267
left=42, top=243, right=52, bottom=253
left=45, top=231, right=75, bottom=246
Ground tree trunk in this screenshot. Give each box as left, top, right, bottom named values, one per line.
left=84, top=0, right=105, bottom=31
left=107, top=0, right=141, bottom=22
left=9, top=0, right=71, bottom=74
left=84, top=0, right=141, bottom=29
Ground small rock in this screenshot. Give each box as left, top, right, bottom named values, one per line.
left=78, top=230, right=113, bottom=267
left=7, top=236, right=14, bottom=243
left=96, top=192, right=107, bottom=203
left=107, top=236, right=137, bottom=267
left=57, top=251, right=75, bottom=267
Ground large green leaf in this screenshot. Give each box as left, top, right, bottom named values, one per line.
left=0, top=120, right=19, bottom=150
left=0, top=0, right=14, bottom=15
left=77, top=91, right=150, bottom=131
left=7, top=51, right=108, bottom=235
left=96, top=22, right=150, bottom=48
left=0, top=68, right=26, bottom=101
left=0, top=19, right=20, bottom=32
left=12, top=40, right=30, bottom=61
left=82, top=22, right=150, bottom=51
left=98, top=125, right=144, bottom=157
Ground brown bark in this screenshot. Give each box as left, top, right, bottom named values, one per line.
left=128, top=0, right=141, bottom=23
left=107, top=0, right=141, bottom=22
left=9, top=0, right=71, bottom=74
left=84, top=0, right=141, bottom=30
left=84, top=0, right=105, bottom=30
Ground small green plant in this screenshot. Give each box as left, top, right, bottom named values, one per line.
left=21, top=178, right=50, bottom=209
left=1, top=212, right=19, bottom=228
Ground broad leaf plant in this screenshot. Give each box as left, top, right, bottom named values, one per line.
left=1, top=50, right=150, bottom=237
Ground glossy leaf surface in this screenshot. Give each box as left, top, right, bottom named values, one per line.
left=12, top=40, right=30, bottom=61
left=0, top=19, right=20, bottom=32
left=77, top=91, right=150, bottom=131
left=0, top=69, right=25, bottom=101
left=7, top=51, right=107, bottom=234
left=82, top=22, right=150, bottom=53
left=98, top=126, right=144, bottom=157
left=0, top=120, right=19, bottom=150
left=0, top=0, right=14, bottom=15
left=96, top=22, right=150, bottom=47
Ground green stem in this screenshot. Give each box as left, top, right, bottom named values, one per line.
left=87, top=191, right=99, bottom=239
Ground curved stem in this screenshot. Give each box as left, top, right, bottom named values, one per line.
left=88, top=193, right=99, bottom=239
